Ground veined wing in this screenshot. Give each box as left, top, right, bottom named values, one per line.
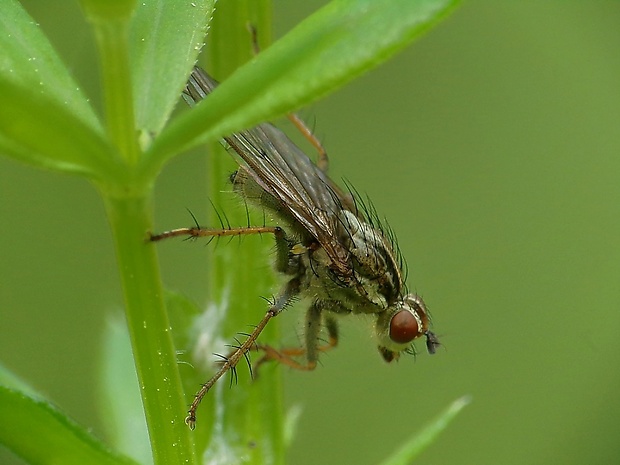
left=184, top=67, right=354, bottom=277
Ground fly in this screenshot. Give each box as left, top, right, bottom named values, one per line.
left=150, top=66, right=439, bottom=429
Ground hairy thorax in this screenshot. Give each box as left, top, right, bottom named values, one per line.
left=298, top=210, right=404, bottom=315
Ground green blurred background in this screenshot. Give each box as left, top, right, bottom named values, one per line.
left=2, top=1, right=620, bottom=464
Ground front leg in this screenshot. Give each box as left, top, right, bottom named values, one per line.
left=185, top=277, right=301, bottom=430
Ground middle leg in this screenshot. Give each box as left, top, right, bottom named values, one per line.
left=253, top=303, right=340, bottom=372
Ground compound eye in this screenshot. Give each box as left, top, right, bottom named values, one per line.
left=389, top=310, right=421, bottom=344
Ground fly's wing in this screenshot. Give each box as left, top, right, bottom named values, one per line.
left=184, top=67, right=353, bottom=276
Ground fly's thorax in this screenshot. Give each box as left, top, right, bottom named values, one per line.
left=338, top=210, right=403, bottom=307
left=295, top=246, right=373, bottom=314
left=299, top=246, right=350, bottom=301
left=375, top=294, right=431, bottom=362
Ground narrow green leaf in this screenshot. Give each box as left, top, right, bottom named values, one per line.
left=0, top=362, right=40, bottom=399
left=0, top=0, right=102, bottom=133
left=78, top=0, right=137, bottom=21
left=0, top=0, right=123, bottom=179
left=98, top=317, right=152, bottom=465
left=0, top=76, right=121, bottom=180
left=130, top=0, right=216, bottom=135
left=378, top=396, right=471, bottom=465
left=145, top=0, right=459, bottom=174
left=0, top=385, right=138, bottom=465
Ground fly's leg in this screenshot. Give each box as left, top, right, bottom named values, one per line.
left=246, top=28, right=357, bottom=210
left=247, top=23, right=329, bottom=173
left=288, top=112, right=359, bottom=210
left=149, top=225, right=279, bottom=242
left=287, top=114, right=360, bottom=210
left=287, top=113, right=329, bottom=173
left=150, top=222, right=299, bottom=429
left=184, top=277, right=301, bottom=430
left=305, top=302, right=326, bottom=366
left=254, top=307, right=339, bottom=372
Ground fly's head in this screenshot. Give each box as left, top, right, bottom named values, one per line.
left=376, top=294, right=439, bottom=362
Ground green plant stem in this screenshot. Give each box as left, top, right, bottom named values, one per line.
left=103, top=193, right=195, bottom=465
left=85, top=4, right=193, bottom=461
left=91, top=17, right=140, bottom=165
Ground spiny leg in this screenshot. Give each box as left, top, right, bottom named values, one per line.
left=149, top=225, right=280, bottom=242
left=254, top=306, right=340, bottom=372
left=150, top=219, right=297, bottom=428
left=185, top=277, right=301, bottom=430
left=246, top=23, right=329, bottom=173
left=287, top=113, right=329, bottom=173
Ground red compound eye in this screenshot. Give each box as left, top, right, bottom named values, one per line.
left=389, top=310, right=421, bottom=344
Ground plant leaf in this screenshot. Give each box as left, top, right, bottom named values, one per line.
left=0, top=362, right=41, bottom=399
left=0, top=0, right=123, bottom=179
left=98, top=317, right=152, bottom=465
left=130, top=0, right=216, bottom=135
left=0, top=385, right=138, bottom=465
left=146, top=0, right=459, bottom=172
left=0, top=76, right=121, bottom=180
left=0, top=0, right=102, bottom=133
left=378, top=396, right=471, bottom=465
